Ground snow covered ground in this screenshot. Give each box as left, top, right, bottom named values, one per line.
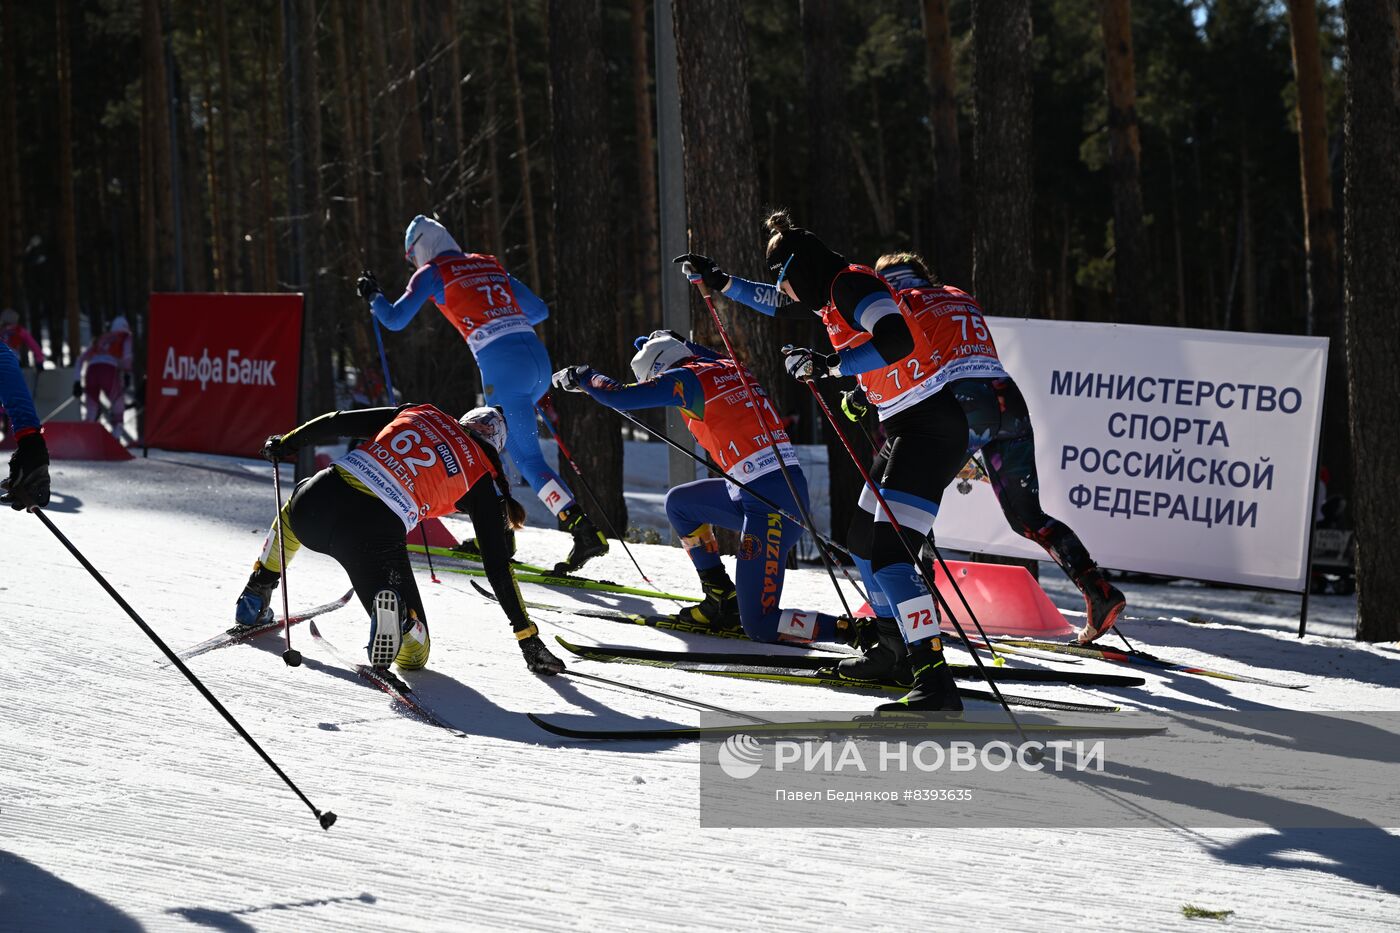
left=2, top=443, right=1397, bottom=932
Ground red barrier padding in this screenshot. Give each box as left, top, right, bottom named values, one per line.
left=0, top=422, right=133, bottom=461
left=407, top=516, right=459, bottom=548
left=848, top=559, right=1072, bottom=637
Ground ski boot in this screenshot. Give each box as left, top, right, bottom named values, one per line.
left=234, top=563, right=280, bottom=627
left=1074, top=567, right=1126, bottom=645
left=518, top=625, right=566, bottom=675
left=831, top=617, right=912, bottom=684
left=366, top=590, right=432, bottom=670
left=677, top=567, right=742, bottom=634
left=876, top=640, right=963, bottom=712
left=553, top=507, right=608, bottom=574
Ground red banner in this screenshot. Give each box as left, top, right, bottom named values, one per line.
left=145, top=293, right=303, bottom=457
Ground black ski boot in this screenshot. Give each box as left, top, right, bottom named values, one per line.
left=553, top=508, right=608, bottom=574
left=876, top=641, right=963, bottom=712
left=519, top=630, right=565, bottom=675
left=833, top=617, right=911, bottom=684
left=676, top=567, right=741, bottom=633
left=1074, top=566, right=1126, bottom=644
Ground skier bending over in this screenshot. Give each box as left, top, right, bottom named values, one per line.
left=553, top=331, right=861, bottom=647
left=0, top=344, right=50, bottom=510
left=232, top=403, right=564, bottom=676
left=356, top=214, right=607, bottom=574
left=676, top=213, right=1125, bottom=711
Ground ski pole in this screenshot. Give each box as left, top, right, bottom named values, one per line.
left=688, top=280, right=856, bottom=619
left=29, top=507, right=337, bottom=830
left=534, top=402, right=669, bottom=600
left=41, top=394, right=76, bottom=424
left=798, top=375, right=1030, bottom=739
left=829, top=379, right=1010, bottom=662
left=371, top=317, right=396, bottom=402
left=271, top=462, right=302, bottom=667
left=607, top=404, right=870, bottom=603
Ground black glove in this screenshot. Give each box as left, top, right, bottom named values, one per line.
left=551, top=365, right=591, bottom=393
left=2, top=433, right=51, bottom=510
left=671, top=253, right=729, bottom=293
left=840, top=388, right=869, bottom=422
left=260, top=435, right=289, bottom=462
left=72, top=380, right=82, bottom=401
left=782, top=346, right=840, bottom=382
left=356, top=270, right=382, bottom=302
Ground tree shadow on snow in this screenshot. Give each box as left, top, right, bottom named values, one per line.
left=0, top=849, right=143, bottom=932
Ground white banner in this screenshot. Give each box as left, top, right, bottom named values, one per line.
left=932, top=319, right=1328, bottom=591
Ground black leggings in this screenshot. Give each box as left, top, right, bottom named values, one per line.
left=286, top=469, right=426, bottom=623
left=848, top=377, right=1093, bottom=579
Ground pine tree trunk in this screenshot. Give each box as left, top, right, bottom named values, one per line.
left=214, top=0, right=240, bottom=289
left=394, top=0, right=427, bottom=213
left=142, top=0, right=177, bottom=293
left=368, top=0, right=403, bottom=238
left=56, top=0, right=81, bottom=362
left=482, top=40, right=505, bottom=258
left=1286, top=0, right=1350, bottom=501
left=0, top=0, right=15, bottom=309
left=671, top=0, right=782, bottom=395
left=971, top=0, right=1034, bottom=316
left=200, top=10, right=226, bottom=292
left=922, top=0, right=968, bottom=286
left=505, top=0, right=542, bottom=291
left=630, top=0, right=660, bottom=320
left=971, top=0, right=1038, bottom=577
left=257, top=18, right=277, bottom=290
left=297, top=0, right=332, bottom=415
left=1343, top=0, right=1400, bottom=642
left=445, top=1, right=468, bottom=239
left=547, top=0, right=626, bottom=532
left=1100, top=0, right=1150, bottom=324
left=801, top=0, right=869, bottom=548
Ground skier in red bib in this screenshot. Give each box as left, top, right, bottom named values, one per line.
left=675, top=213, right=1125, bottom=710
left=356, top=215, right=607, bottom=574
left=75, top=316, right=133, bottom=441
left=553, top=332, right=862, bottom=648
left=232, top=403, right=564, bottom=675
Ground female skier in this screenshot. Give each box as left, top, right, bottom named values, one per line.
left=232, top=402, right=564, bottom=676
left=356, top=215, right=607, bottom=574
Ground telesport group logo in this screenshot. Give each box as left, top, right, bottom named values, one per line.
left=717, top=733, right=764, bottom=779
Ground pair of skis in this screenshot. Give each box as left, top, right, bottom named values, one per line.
left=177, top=590, right=466, bottom=734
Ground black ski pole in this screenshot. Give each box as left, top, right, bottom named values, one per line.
left=842, top=388, right=1010, bottom=664
left=690, top=280, right=856, bottom=619
left=29, top=507, right=337, bottom=830
left=534, top=402, right=671, bottom=599
left=272, top=461, right=302, bottom=667
left=607, top=404, right=870, bottom=603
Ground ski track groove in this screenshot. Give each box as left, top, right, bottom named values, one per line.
left=3, top=454, right=1395, bottom=930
